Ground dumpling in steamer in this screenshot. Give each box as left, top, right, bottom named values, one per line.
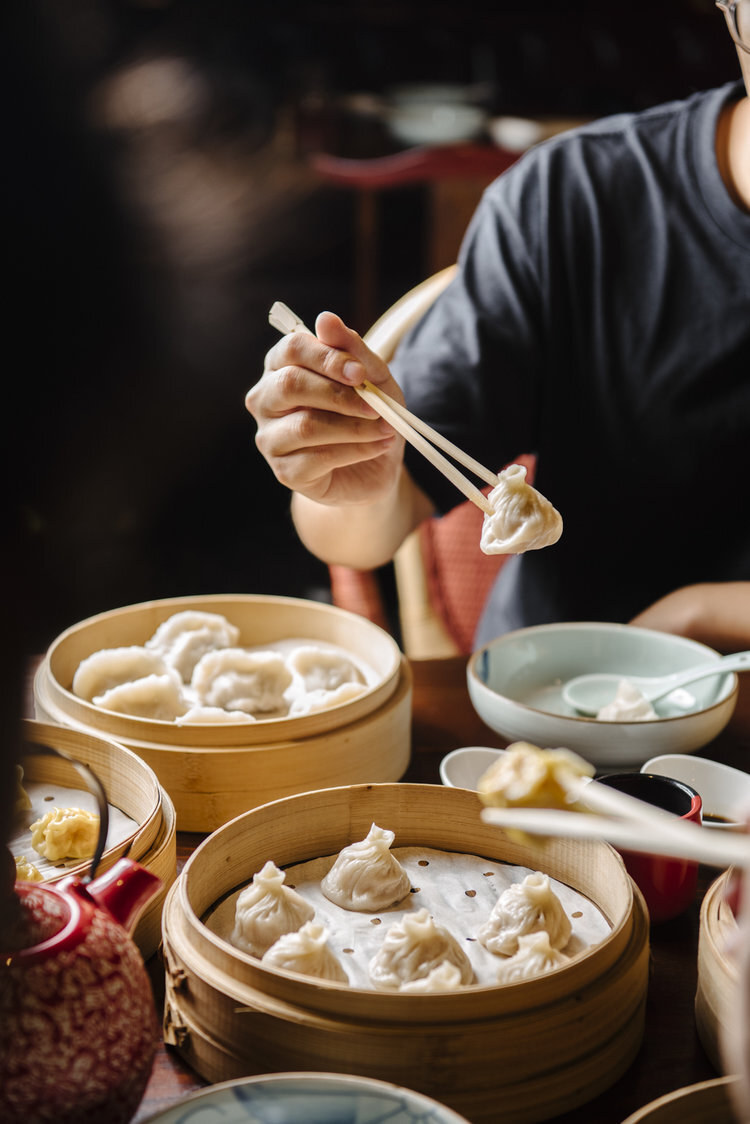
left=288, top=680, right=366, bottom=716
left=399, top=960, right=465, bottom=993
left=287, top=645, right=364, bottom=693
left=72, top=646, right=167, bottom=702
left=230, top=860, right=315, bottom=958
left=261, top=920, right=348, bottom=983
left=478, top=872, right=571, bottom=956
left=192, top=648, right=292, bottom=714
left=495, top=930, right=568, bottom=983
left=94, top=671, right=187, bottom=721
left=175, top=705, right=257, bottom=724
left=30, top=807, right=100, bottom=862
left=321, top=824, right=411, bottom=912
left=147, top=611, right=240, bottom=682
left=369, top=908, right=474, bottom=991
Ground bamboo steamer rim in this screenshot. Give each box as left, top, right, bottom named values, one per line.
left=700, top=868, right=740, bottom=983
left=175, top=782, right=643, bottom=1022
left=40, top=593, right=403, bottom=745
left=131, top=786, right=178, bottom=960
left=620, top=1075, right=741, bottom=1123
left=20, top=718, right=162, bottom=879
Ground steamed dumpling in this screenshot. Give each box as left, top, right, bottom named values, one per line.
left=94, top=670, right=187, bottom=720
left=399, top=960, right=465, bottom=993
left=230, top=860, right=315, bottom=958
left=30, top=807, right=99, bottom=862
left=369, top=908, right=474, bottom=991
left=478, top=872, right=572, bottom=956
left=146, top=610, right=240, bottom=682
left=192, top=648, right=292, bottom=714
left=72, top=645, right=167, bottom=701
left=288, top=681, right=367, bottom=716
left=175, top=705, right=257, bottom=724
left=480, top=463, right=562, bottom=555
left=495, top=930, right=568, bottom=983
left=261, top=920, right=348, bottom=983
left=287, top=645, right=363, bottom=693
left=321, top=824, right=411, bottom=912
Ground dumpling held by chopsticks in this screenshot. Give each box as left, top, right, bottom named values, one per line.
left=480, top=464, right=562, bottom=555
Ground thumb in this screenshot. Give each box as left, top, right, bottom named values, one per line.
left=315, top=311, right=393, bottom=389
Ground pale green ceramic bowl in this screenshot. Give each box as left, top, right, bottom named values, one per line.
left=467, top=622, right=738, bottom=769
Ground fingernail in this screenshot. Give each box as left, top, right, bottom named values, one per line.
left=343, top=360, right=364, bottom=383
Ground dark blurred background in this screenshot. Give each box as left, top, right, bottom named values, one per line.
left=3, top=0, right=739, bottom=659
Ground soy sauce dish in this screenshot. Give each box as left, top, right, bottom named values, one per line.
left=642, top=754, right=750, bottom=831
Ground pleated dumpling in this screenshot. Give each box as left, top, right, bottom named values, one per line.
left=369, top=908, right=474, bottom=991
left=288, top=680, right=367, bottom=717
left=480, top=462, right=563, bottom=556
left=146, top=610, right=240, bottom=682
left=93, top=670, right=187, bottom=721
left=72, top=645, right=167, bottom=702
left=261, top=920, right=348, bottom=983
left=399, top=960, right=465, bottom=994
left=287, top=645, right=363, bottom=693
left=192, top=648, right=292, bottom=714
left=30, top=807, right=100, bottom=862
left=175, top=705, right=257, bottom=725
left=321, top=824, right=411, bottom=912
left=477, top=872, right=571, bottom=957
left=230, top=860, right=315, bottom=958
left=495, top=930, right=568, bottom=984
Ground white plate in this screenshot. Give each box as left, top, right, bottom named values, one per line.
left=140, top=1072, right=471, bottom=1123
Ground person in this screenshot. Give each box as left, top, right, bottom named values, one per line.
left=246, top=0, right=750, bottom=655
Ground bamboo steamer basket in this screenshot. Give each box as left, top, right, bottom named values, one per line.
left=695, top=868, right=739, bottom=1071
left=162, top=782, right=650, bottom=1124
left=33, top=594, right=411, bottom=831
left=19, top=719, right=177, bottom=961
left=620, top=1075, right=740, bottom=1123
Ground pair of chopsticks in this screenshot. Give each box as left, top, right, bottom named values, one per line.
left=268, top=301, right=498, bottom=515
left=481, top=776, right=750, bottom=870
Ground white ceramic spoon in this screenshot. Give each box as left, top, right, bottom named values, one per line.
left=562, top=650, right=750, bottom=717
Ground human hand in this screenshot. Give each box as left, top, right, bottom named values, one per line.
left=245, top=311, right=405, bottom=507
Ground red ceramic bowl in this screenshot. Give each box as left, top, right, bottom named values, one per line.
left=598, top=772, right=702, bottom=923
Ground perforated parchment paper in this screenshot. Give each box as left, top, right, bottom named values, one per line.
left=205, top=847, right=611, bottom=989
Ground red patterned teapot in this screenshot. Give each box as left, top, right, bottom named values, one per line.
left=1, top=750, right=162, bottom=1124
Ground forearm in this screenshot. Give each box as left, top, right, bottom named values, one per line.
left=291, top=467, right=435, bottom=570
left=630, top=582, right=750, bottom=652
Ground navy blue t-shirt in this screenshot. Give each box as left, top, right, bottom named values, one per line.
left=392, top=82, right=750, bottom=646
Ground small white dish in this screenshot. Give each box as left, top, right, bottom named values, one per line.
left=439, top=746, right=505, bottom=790
left=642, top=754, right=750, bottom=831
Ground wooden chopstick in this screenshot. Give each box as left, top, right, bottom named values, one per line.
left=268, top=302, right=497, bottom=516
left=480, top=806, right=750, bottom=869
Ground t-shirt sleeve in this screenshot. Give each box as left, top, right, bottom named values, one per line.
left=389, top=156, right=547, bottom=515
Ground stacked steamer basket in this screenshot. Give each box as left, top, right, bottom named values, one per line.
left=695, top=868, right=738, bottom=1070
left=18, top=719, right=176, bottom=960
left=33, top=594, right=411, bottom=832
left=621, top=1076, right=740, bottom=1123
left=161, top=782, right=650, bottom=1124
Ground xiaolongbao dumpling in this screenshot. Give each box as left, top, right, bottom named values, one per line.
left=287, top=645, right=363, bottom=693
left=230, top=860, right=315, bottom=958
left=369, top=908, right=474, bottom=991
left=192, top=648, right=292, bottom=714
left=480, top=463, right=562, bottom=556
left=478, top=872, right=571, bottom=956
left=288, top=680, right=367, bottom=716
left=321, top=823, right=411, bottom=912
left=147, top=611, right=240, bottom=682
left=15, top=855, right=43, bottom=882
left=399, top=960, right=465, bottom=993
left=261, top=920, right=348, bottom=983
left=72, top=645, right=167, bottom=701
left=94, top=671, right=187, bottom=721
left=30, top=807, right=100, bottom=862
left=495, top=930, right=568, bottom=983
left=175, top=705, right=257, bottom=724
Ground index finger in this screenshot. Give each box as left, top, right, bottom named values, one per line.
left=265, top=329, right=367, bottom=389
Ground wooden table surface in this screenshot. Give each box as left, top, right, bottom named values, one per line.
left=131, top=656, right=750, bottom=1124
